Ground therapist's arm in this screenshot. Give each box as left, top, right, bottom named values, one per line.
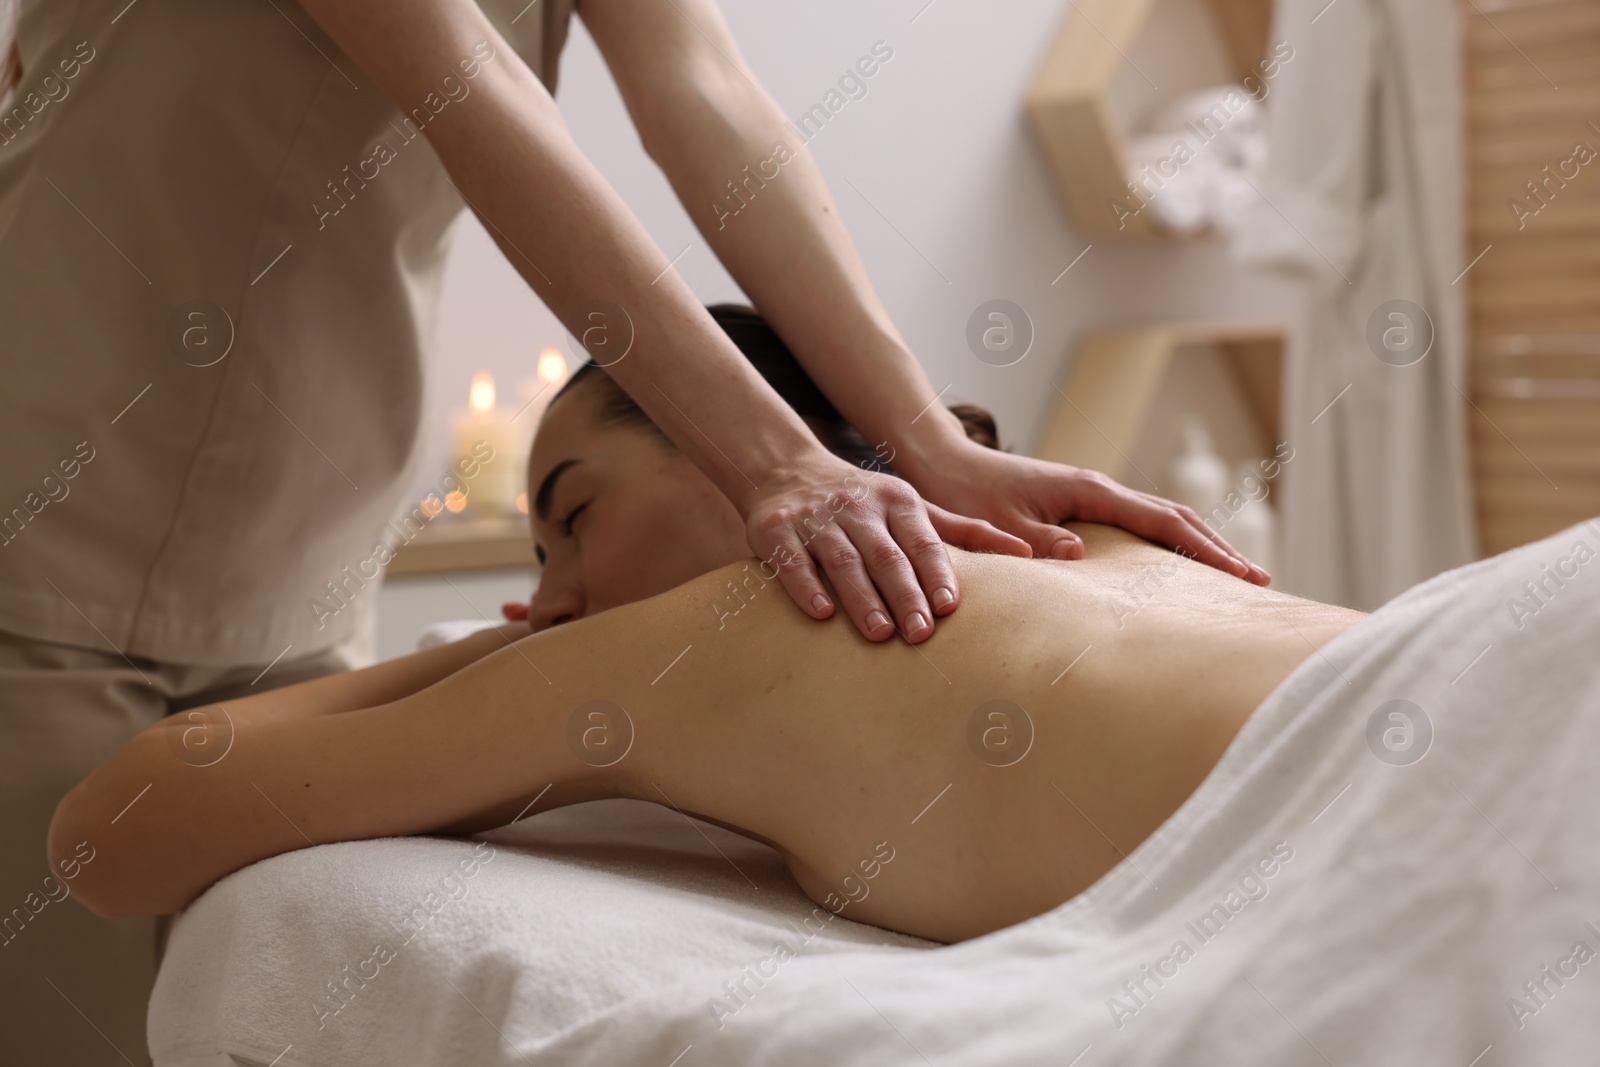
left=292, top=0, right=1026, bottom=644
left=581, top=0, right=1268, bottom=585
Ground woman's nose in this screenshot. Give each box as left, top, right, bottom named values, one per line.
left=527, top=575, right=584, bottom=633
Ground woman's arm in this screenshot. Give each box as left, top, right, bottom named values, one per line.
left=579, top=0, right=1268, bottom=584
left=49, top=564, right=750, bottom=920
left=208, top=622, right=531, bottom=727
left=292, top=0, right=1018, bottom=643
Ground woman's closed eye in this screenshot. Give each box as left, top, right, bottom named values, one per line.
left=559, top=502, right=589, bottom=537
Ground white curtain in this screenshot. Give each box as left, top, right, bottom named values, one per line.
left=1233, top=0, right=1478, bottom=610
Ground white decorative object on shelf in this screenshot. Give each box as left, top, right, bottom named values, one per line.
left=1170, top=414, right=1231, bottom=516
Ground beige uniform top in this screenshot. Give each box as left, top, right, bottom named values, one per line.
left=0, top=0, right=574, bottom=666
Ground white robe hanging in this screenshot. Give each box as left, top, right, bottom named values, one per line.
left=1233, top=0, right=1478, bottom=610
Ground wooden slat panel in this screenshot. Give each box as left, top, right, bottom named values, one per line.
left=1471, top=128, right=1600, bottom=168
left=1474, top=313, right=1600, bottom=336
left=1472, top=164, right=1600, bottom=205
left=1475, top=481, right=1600, bottom=514
left=1469, top=84, right=1600, bottom=127
left=1480, top=514, right=1598, bottom=556
left=1473, top=277, right=1600, bottom=317
left=1464, top=0, right=1600, bottom=555
left=1471, top=198, right=1600, bottom=236
left=1469, top=54, right=1600, bottom=92
left=1469, top=234, right=1600, bottom=276
left=1466, top=397, right=1600, bottom=435
left=1464, top=2, right=1600, bottom=51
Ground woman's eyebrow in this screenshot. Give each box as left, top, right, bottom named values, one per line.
left=534, top=459, right=581, bottom=522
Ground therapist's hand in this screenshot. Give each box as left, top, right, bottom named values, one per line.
left=910, top=440, right=1272, bottom=585
left=742, top=449, right=1030, bottom=645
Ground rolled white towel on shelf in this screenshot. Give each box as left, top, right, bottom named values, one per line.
left=1125, top=84, right=1269, bottom=237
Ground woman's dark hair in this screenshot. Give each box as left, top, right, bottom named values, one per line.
left=553, top=304, right=1002, bottom=475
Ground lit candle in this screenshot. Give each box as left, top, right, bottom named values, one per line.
left=509, top=347, right=571, bottom=460
left=451, top=372, right=521, bottom=515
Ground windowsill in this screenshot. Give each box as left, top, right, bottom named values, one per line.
left=383, top=514, right=537, bottom=578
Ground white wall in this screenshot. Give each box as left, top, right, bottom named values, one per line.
left=377, top=0, right=1306, bottom=660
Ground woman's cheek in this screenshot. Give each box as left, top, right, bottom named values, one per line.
left=590, top=518, right=671, bottom=607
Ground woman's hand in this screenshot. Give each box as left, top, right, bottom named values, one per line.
left=910, top=440, right=1271, bottom=585
left=740, top=449, right=1030, bottom=645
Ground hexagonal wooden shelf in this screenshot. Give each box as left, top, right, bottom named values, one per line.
left=1032, top=321, right=1284, bottom=489
left=1026, top=0, right=1273, bottom=239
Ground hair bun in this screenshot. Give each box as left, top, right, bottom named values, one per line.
left=947, top=403, right=1000, bottom=451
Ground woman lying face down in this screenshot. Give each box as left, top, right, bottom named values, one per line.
left=49, top=309, right=1368, bottom=944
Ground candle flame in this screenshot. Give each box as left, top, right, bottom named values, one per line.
left=537, top=348, right=567, bottom=384
left=469, top=372, right=496, bottom=414
left=444, top=491, right=468, bottom=513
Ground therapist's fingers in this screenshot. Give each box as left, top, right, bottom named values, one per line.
left=997, top=515, right=1085, bottom=561
left=1127, top=489, right=1269, bottom=582
left=1125, top=489, right=1270, bottom=584
left=810, top=517, right=920, bottom=643
left=841, top=477, right=955, bottom=641
left=743, top=468, right=954, bottom=642
left=924, top=502, right=1035, bottom=563
left=748, top=521, right=838, bottom=622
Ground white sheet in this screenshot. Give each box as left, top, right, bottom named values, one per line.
left=151, top=519, right=1600, bottom=1065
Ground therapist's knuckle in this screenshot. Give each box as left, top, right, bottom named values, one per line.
left=904, top=530, right=945, bottom=559
left=823, top=540, right=863, bottom=572
left=753, top=509, right=789, bottom=537
left=1079, top=469, right=1117, bottom=492
left=865, top=537, right=906, bottom=571
left=883, top=478, right=920, bottom=507
left=1159, top=507, right=1193, bottom=533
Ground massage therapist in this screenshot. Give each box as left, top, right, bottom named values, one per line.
left=0, top=1, right=1264, bottom=1063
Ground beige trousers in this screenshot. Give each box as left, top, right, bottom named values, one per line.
left=0, top=628, right=364, bottom=1066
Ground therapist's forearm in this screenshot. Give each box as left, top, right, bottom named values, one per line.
left=589, top=5, right=971, bottom=483
left=295, top=0, right=825, bottom=513
left=664, top=112, right=970, bottom=482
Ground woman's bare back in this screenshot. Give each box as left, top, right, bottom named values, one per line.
left=609, top=523, right=1368, bottom=942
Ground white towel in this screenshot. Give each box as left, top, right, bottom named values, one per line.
left=149, top=798, right=934, bottom=1067
left=151, top=519, right=1600, bottom=1065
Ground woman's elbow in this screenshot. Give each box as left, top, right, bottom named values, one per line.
left=634, top=66, right=769, bottom=170
left=45, top=791, right=123, bottom=919
left=46, top=735, right=175, bottom=920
